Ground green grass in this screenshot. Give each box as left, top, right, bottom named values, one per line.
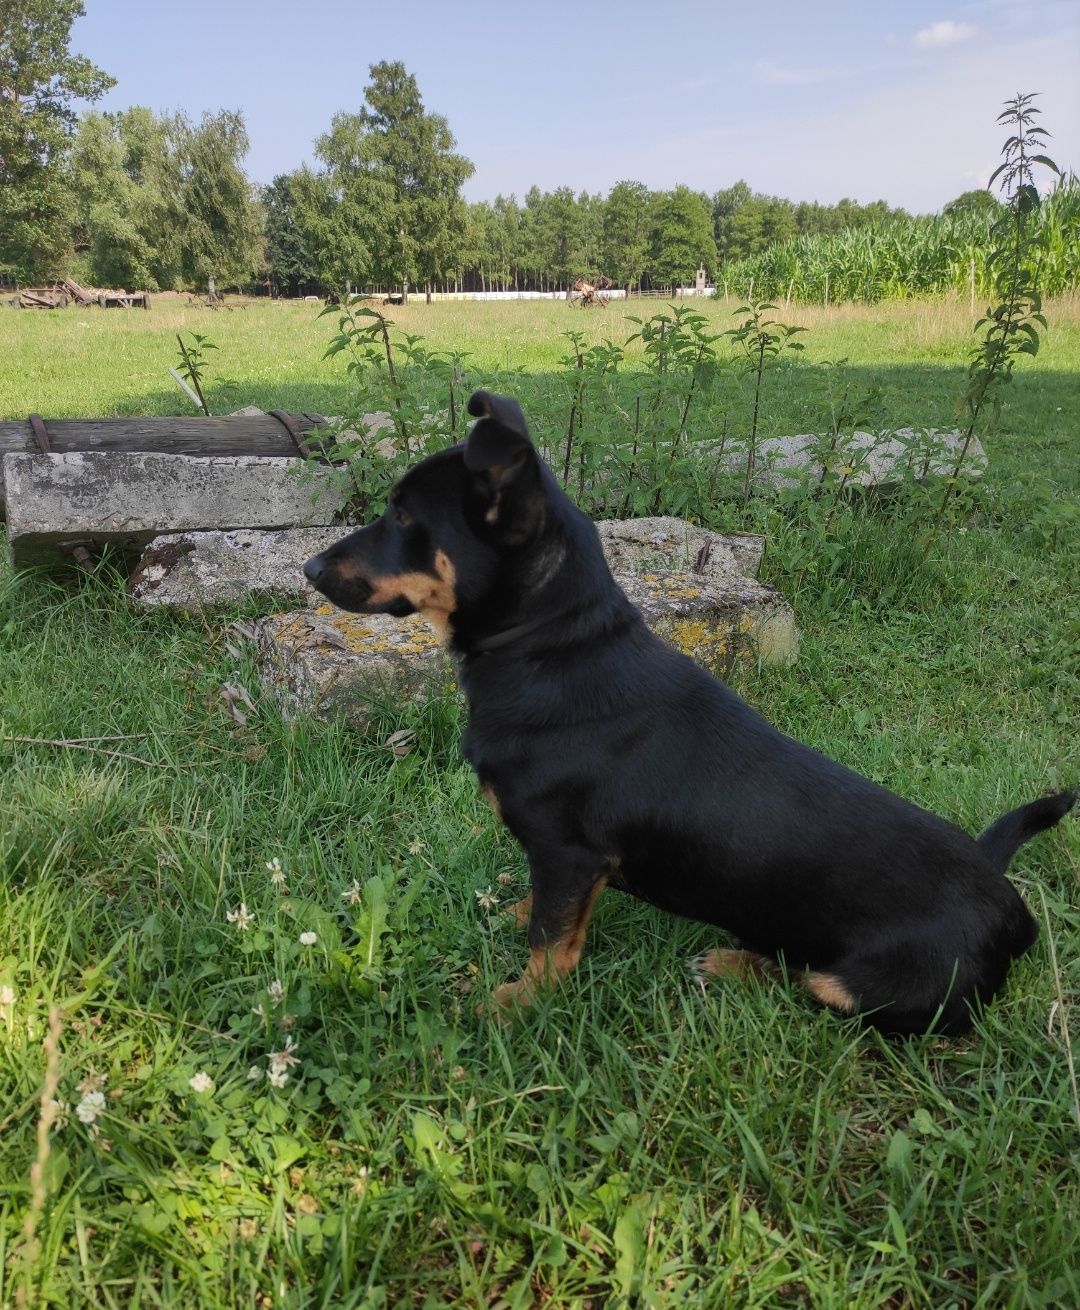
left=1, top=297, right=1078, bottom=1307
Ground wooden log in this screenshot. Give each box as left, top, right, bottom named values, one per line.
left=0, top=413, right=329, bottom=519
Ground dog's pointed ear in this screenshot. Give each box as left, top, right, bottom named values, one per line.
left=464, top=391, right=533, bottom=482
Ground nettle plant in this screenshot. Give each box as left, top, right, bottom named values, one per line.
left=924, top=91, right=1061, bottom=553
left=723, top=300, right=807, bottom=512
left=308, top=298, right=472, bottom=519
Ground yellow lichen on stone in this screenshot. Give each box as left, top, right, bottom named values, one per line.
left=664, top=618, right=734, bottom=665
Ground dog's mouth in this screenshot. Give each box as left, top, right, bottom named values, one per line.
left=302, top=556, right=421, bottom=618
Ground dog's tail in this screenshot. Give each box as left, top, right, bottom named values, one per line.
left=977, top=789, right=1077, bottom=874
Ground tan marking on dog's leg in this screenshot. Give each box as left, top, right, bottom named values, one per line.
left=693, top=948, right=773, bottom=982
left=489, top=878, right=607, bottom=1011
left=803, top=971, right=858, bottom=1015
left=480, top=784, right=502, bottom=822
left=502, top=891, right=533, bottom=927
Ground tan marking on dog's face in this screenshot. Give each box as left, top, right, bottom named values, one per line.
left=803, top=971, right=858, bottom=1014
left=367, top=549, right=458, bottom=641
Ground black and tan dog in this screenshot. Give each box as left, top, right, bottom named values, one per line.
left=304, top=390, right=1075, bottom=1035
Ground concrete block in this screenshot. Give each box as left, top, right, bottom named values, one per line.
left=4, top=451, right=346, bottom=569
left=720, top=429, right=986, bottom=492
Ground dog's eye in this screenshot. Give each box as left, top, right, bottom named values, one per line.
left=394, top=506, right=413, bottom=528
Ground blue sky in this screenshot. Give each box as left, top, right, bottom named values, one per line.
left=71, top=0, right=1079, bottom=213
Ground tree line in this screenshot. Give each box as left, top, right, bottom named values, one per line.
left=0, top=2, right=969, bottom=300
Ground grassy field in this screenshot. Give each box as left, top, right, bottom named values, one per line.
left=1, top=296, right=1078, bottom=1307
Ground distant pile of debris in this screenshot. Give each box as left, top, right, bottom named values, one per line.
left=12, top=276, right=150, bottom=310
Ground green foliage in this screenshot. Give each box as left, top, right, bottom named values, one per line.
left=311, top=61, right=473, bottom=297
left=67, top=107, right=172, bottom=290
left=648, top=186, right=718, bottom=290
left=67, top=106, right=263, bottom=291
left=174, top=331, right=217, bottom=416
left=259, top=172, right=319, bottom=297
left=725, top=300, right=807, bottom=508
left=169, top=109, right=263, bottom=289
left=926, top=93, right=1063, bottom=548
left=0, top=0, right=114, bottom=279
left=309, top=299, right=471, bottom=517
left=713, top=181, right=908, bottom=264
left=601, top=180, right=651, bottom=291
left=722, top=179, right=1079, bottom=305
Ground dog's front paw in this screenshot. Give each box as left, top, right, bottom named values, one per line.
left=475, top=977, right=535, bottom=1018
left=690, top=947, right=769, bottom=986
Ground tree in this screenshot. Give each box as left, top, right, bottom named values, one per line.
left=68, top=106, right=263, bottom=290
left=69, top=107, right=173, bottom=289
left=166, top=109, right=263, bottom=288
left=261, top=172, right=320, bottom=296
left=0, top=0, right=114, bottom=279
left=602, top=180, right=650, bottom=291
left=943, top=189, right=1003, bottom=220
left=314, top=61, right=473, bottom=299
left=650, top=186, right=717, bottom=289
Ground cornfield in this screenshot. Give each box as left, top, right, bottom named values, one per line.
left=720, top=178, right=1080, bottom=305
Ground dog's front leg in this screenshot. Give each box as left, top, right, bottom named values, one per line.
left=487, top=853, right=607, bottom=1012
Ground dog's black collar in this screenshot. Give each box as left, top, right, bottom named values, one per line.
left=463, top=615, right=552, bottom=654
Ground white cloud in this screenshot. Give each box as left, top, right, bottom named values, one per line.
left=914, top=20, right=977, bottom=48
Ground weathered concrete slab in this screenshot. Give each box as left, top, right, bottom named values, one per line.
left=130, top=527, right=344, bottom=609
left=4, top=451, right=346, bottom=569
left=720, top=429, right=985, bottom=492
left=257, top=606, right=454, bottom=722
left=618, top=571, right=797, bottom=671
left=596, top=517, right=764, bottom=582
left=130, top=517, right=766, bottom=612
left=252, top=569, right=797, bottom=727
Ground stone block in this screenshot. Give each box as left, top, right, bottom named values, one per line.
left=131, top=517, right=766, bottom=612
left=596, top=516, right=765, bottom=581
left=256, top=606, right=453, bottom=723
left=252, top=569, right=797, bottom=727
left=4, top=451, right=345, bottom=569
left=720, top=429, right=986, bottom=493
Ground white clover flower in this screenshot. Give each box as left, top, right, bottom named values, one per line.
left=475, top=887, right=500, bottom=912
left=76, top=1091, right=107, bottom=1125
left=407, top=839, right=425, bottom=856
left=267, top=1067, right=289, bottom=1089
left=268, top=1035, right=299, bottom=1078
left=227, top=902, right=255, bottom=931
left=299, top=931, right=317, bottom=947
left=47, top=1098, right=70, bottom=1129
left=267, top=980, right=284, bottom=1004
left=0, top=984, right=15, bottom=1007
left=266, top=858, right=288, bottom=890
left=247, top=1065, right=263, bottom=1082
left=342, top=879, right=362, bottom=907
left=252, top=1002, right=268, bottom=1024
left=188, top=1071, right=214, bottom=1094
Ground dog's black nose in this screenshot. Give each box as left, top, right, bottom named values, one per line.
left=303, top=555, right=326, bottom=585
